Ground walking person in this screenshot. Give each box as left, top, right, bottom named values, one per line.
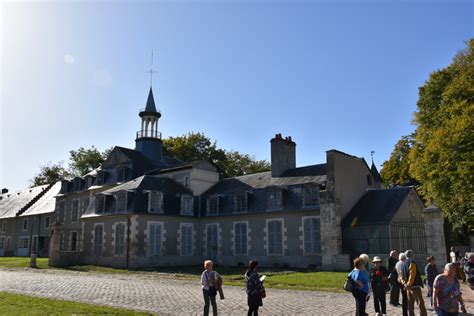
left=201, top=260, right=219, bottom=316
left=245, top=260, right=264, bottom=316
left=350, top=257, right=370, bottom=316
left=464, top=252, right=474, bottom=291
left=387, top=250, right=400, bottom=307
left=369, top=256, right=389, bottom=316
left=396, top=252, right=409, bottom=316
left=425, top=256, right=439, bottom=309
left=433, top=263, right=468, bottom=315
left=401, top=250, right=427, bottom=316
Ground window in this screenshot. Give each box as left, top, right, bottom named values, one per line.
left=303, top=217, right=321, bottom=255
left=74, top=179, right=82, bottom=192
left=44, top=216, right=50, bottom=229
left=148, top=191, right=163, bottom=213
left=267, top=188, right=283, bottom=211
left=93, top=224, right=104, bottom=255
left=82, top=198, right=90, bottom=214
left=0, top=237, right=5, bottom=249
left=180, top=224, right=193, bottom=256
left=206, top=196, right=219, bottom=216
left=234, top=192, right=248, bottom=213
left=117, top=166, right=128, bottom=183
left=59, top=232, right=66, bottom=251
left=18, top=237, right=29, bottom=249
left=234, top=222, right=248, bottom=255
left=22, top=218, right=28, bottom=231
left=206, top=224, right=219, bottom=259
left=1, top=221, right=6, bottom=233
left=96, top=171, right=105, bottom=186
left=303, top=184, right=319, bottom=207
left=61, top=181, right=69, bottom=194
left=115, top=223, right=126, bottom=255
left=267, top=219, right=283, bottom=255
left=96, top=195, right=105, bottom=214
left=148, top=222, right=163, bottom=256
left=70, top=231, right=78, bottom=251
left=184, top=176, right=190, bottom=188
left=115, top=191, right=127, bottom=212
left=180, top=195, right=194, bottom=216
left=57, top=200, right=66, bottom=223
left=72, top=200, right=79, bottom=222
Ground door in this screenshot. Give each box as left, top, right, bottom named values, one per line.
left=206, top=224, right=219, bottom=261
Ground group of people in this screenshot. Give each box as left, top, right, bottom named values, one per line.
left=200, top=259, right=265, bottom=316
left=349, top=249, right=474, bottom=316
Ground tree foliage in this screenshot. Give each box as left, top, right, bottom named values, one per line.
left=163, top=132, right=270, bottom=178
left=380, top=135, right=419, bottom=188
left=30, top=161, right=70, bottom=187
left=69, top=146, right=112, bottom=177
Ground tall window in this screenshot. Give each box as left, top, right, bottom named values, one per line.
left=0, top=237, right=5, bottom=249
left=70, top=231, right=78, bottom=251
left=303, top=217, right=321, bottom=255
left=57, top=200, right=65, bottom=223
left=22, top=218, right=28, bottom=231
left=148, top=222, right=163, bottom=256
left=18, top=237, right=29, bottom=249
left=82, top=198, right=90, bottom=214
left=72, top=200, right=79, bottom=222
left=93, top=224, right=104, bottom=255
left=234, top=222, right=248, bottom=255
left=96, top=172, right=105, bottom=186
left=59, top=232, right=66, bottom=251
left=267, top=188, right=283, bottom=211
left=206, top=224, right=219, bottom=259
left=96, top=195, right=105, bottom=214
left=148, top=191, right=163, bottom=213
left=267, top=219, right=283, bottom=255
left=44, top=217, right=50, bottom=229
left=115, top=223, right=126, bottom=256
left=180, top=195, right=193, bottom=216
left=303, top=184, right=319, bottom=207
left=116, top=191, right=127, bottom=212
left=234, top=192, right=248, bottom=214
left=2, top=221, right=6, bottom=233
left=206, top=196, right=219, bottom=216
left=180, top=224, right=193, bottom=256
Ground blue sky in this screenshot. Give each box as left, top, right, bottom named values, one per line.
left=1, top=0, right=473, bottom=190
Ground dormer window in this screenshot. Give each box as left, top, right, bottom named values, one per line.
left=303, top=183, right=319, bottom=208
left=206, top=196, right=220, bottom=216
left=180, top=195, right=194, bottom=216
left=234, top=192, right=248, bottom=214
left=73, top=179, right=82, bottom=192
left=96, top=171, right=106, bottom=186
left=115, top=191, right=127, bottom=212
left=96, top=195, right=105, bottom=214
left=85, top=176, right=94, bottom=189
left=147, top=191, right=163, bottom=213
left=267, top=187, right=283, bottom=211
left=117, top=166, right=129, bottom=183
left=60, top=181, right=70, bottom=194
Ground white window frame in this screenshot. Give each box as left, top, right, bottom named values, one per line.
left=302, top=216, right=321, bottom=255
left=22, top=218, right=28, bottom=231
left=114, top=222, right=127, bottom=256
left=71, top=199, right=80, bottom=222
left=233, top=192, right=248, bottom=214
left=266, top=218, right=284, bottom=256
left=180, top=195, right=194, bottom=216
left=44, top=216, right=50, bottom=229
left=115, top=191, right=128, bottom=213
left=147, top=191, right=164, bottom=214
left=70, top=230, right=78, bottom=252
left=206, top=195, right=220, bottom=216
left=95, top=195, right=106, bottom=214
left=267, top=187, right=283, bottom=211
left=233, top=221, right=249, bottom=256
left=302, top=183, right=319, bottom=208
left=93, top=223, right=105, bottom=256
left=179, top=223, right=194, bottom=256
left=147, top=221, right=164, bottom=257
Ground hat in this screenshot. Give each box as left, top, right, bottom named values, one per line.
left=372, top=256, right=382, bottom=263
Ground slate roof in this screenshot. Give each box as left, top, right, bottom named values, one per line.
left=146, top=160, right=216, bottom=175
left=370, top=162, right=383, bottom=183
left=341, top=187, right=413, bottom=227
left=139, top=87, right=160, bottom=117
left=115, top=146, right=158, bottom=168
left=22, top=182, right=62, bottom=216
left=100, top=175, right=191, bottom=195
left=204, top=164, right=327, bottom=195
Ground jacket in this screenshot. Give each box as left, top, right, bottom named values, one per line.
left=402, top=258, right=423, bottom=288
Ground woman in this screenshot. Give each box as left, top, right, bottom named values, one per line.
left=350, top=257, right=370, bottom=316
left=201, top=260, right=219, bottom=316
left=369, top=256, right=389, bottom=316
left=245, top=260, right=264, bottom=316
left=433, top=263, right=468, bottom=316
left=425, top=256, right=439, bottom=308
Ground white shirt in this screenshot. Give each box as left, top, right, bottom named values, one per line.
left=450, top=251, right=457, bottom=263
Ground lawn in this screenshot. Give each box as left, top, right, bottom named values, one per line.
left=0, top=257, right=348, bottom=292
left=0, top=292, right=152, bottom=315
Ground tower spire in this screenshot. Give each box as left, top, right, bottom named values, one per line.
left=147, top=50, right=157, bottom=88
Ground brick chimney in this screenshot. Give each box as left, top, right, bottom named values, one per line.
left=1, top=188, right=8, bottom=194
left=270, top=133, right=296, bottom=177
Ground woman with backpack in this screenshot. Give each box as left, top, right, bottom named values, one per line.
left=245, top=260, right=264, bottom=316
left=349, top=257, right=370, bottom=316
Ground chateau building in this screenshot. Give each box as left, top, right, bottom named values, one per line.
left=0, top=86, right=447, bottom=270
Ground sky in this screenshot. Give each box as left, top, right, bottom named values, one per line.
left=1, top=0, right=473, bottom=191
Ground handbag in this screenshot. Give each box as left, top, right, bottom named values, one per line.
left=343, top=274, right=355, bottom=292
left=260, top=286, right=266, bottom=299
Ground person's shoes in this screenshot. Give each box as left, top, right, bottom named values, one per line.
left=375, top=313, right=382, bottom=316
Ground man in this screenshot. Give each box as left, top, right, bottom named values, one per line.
left=464, top=253, right=474, bottom=291
left=396, top=253, right=408, bottom=316
left=451, top=246, right=467, bottom=282
left=387, top=250, right=400, bottom=307
left=401, top=250, right=427, bottom=316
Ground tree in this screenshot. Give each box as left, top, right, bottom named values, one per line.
left=380, top=135, right=419, bottom=188
left=69, top=146, right=112, bottom=176
left=163, top=132, right=270, bottom=178
left=30, top=161, right=70, bottom=187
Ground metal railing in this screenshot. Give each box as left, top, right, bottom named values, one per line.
left=136, top=130, right=162, bottom=139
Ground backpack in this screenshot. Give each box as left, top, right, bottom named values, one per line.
left=343, top=272, right=355, bottom=292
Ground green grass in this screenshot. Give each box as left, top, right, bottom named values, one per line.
left=0, top=291, right=152, bottom=315
left=0, top=257, right=348, bottom=292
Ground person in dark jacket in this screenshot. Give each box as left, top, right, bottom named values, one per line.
left=402, top=250, right=427, bottom=316
left=424, top=256, right=439, bottom=308
left=370, top=256, right=389, bottom=315
left=245, top=260, right=264, bottom=316
left=387, top=250, right=400, bottom=306
left=464, top=253, right=474, bottom=291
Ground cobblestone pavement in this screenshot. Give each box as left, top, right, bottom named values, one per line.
left=1, top=268, right=473, bottom=315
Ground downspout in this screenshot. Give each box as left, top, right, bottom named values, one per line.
left=126, top=214, right=131, bottom=269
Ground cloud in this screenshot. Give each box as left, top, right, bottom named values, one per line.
left=92, top=69, right=112, bottom=87
left=63, top=54, right=75, bottom=64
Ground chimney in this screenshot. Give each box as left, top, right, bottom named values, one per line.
left=1, top=188, right=8, bottom=194
left=270, top=133, right=296, bottom=177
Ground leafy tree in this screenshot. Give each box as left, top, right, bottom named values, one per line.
left=30, top=161, right=70, bottom=187
left=69, top=146, right=112, bottom=176
left=380, top=135, right=419, bottom=188
left=163, top=132, right=270, bottom=178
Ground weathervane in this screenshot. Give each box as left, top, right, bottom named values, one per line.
left=370, top=150, right=375, bottom=164
left=146, top=50, right=157, bottom=87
